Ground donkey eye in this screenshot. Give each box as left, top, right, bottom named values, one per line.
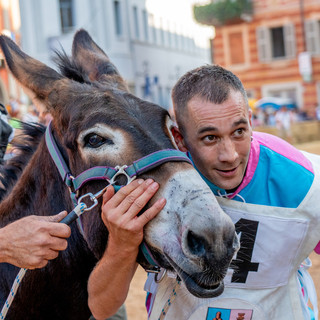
left=84, top=133, right=113, bottom=148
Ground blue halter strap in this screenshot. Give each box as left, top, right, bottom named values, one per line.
left=45, top=121, right=192, bottom=271
left=45, top=122, right=192, bottom=196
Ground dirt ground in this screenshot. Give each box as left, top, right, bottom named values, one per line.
left=125, top=140, right=320, bottom=320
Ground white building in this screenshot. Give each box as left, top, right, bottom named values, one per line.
left=18, top=0, right=213, bottom=109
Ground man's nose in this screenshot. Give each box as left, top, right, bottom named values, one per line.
left=218, top=138, right=238, bottom=163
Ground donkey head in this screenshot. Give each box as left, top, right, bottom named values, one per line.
left=0, top=30, right=239, bottom=298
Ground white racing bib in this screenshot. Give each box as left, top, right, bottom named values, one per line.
left=222, top=207, right=309, bottom=289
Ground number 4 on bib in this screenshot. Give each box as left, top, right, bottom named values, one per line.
left=230, top=218, right=260, bottom=283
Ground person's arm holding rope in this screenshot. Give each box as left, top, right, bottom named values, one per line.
left=88, top=179, right=166, bottom=320
left=0, top=212, right=71, bottom=269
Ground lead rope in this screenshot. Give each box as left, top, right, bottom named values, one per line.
left=158, top=279, right=181, bottom=320
left=0, top=268, right=26, bottom=319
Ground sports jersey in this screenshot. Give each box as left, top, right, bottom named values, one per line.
left=145, top=132, right=320, bottom=320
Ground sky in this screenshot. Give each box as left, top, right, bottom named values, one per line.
left=146, top=0, right=214, bottom=49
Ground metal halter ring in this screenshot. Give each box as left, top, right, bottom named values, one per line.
left=77, top=193, right=98, bottom=211
left=109, top=165, right=136, bottom=186
left=155, top=268, right=167, bottom=283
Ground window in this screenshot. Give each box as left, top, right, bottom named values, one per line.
left=150, top=14, right=157, bottom=44
left=305, top=20, right=320, bottom=55
left=59, top=0, right=74, bottom=33
left=257, top=24, right=296, bottom=62
left=142, top=10, right=149, bottom=41
left=114, top=0, right=123, bottom=36
left=159, top=18, right=165, bottom=45
left=271, top=27, right=285, bottom=58
left=261, top=81, right=302, bottom=108
left=133, top=6, right=139, bottom=39
left=229, top=32, right=245, bottom=65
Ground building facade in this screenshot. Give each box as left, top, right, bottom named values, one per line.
left=1, top=0, right=213, bottom=111
left=211, top=0, right=320, bottom=116
left=0, top=0, right=21, bottom=104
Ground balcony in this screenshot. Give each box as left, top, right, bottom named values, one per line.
left=193, top=0, right=253, bottom=27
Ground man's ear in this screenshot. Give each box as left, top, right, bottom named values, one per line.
left=248, top=108, right=253, bottom=127
left=171, top=126, right=188, bottom=152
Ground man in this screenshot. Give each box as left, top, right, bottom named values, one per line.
left=88, top=65, right=320, bottom=320
left=275, top=105, right=293, bottom=143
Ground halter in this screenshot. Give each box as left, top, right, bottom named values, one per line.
left=45, top=121, right=192, bottom=272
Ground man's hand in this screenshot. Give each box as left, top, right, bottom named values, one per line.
left=101, top=178, right=166, bottom=256
left=88, top=179, right=166, bottom=319
left=0, top=211, right=71, bottom=269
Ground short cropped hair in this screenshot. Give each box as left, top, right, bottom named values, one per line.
left=172, top=64, right=248, bottom=133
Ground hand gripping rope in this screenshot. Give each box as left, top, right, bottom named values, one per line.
left=0, top=186, right=108, bottom=319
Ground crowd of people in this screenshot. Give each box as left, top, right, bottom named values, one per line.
left=252, top=104, right=319, bottom=144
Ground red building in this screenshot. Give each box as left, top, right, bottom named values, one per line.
left=195, top=0, right=320, bottom=117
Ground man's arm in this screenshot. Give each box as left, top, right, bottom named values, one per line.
left=88, top=179, right=166, bottom=320
left=0, top=211, right=71, bottom=269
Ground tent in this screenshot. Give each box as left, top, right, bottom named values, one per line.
left=254, top=97, right=296, bottom=110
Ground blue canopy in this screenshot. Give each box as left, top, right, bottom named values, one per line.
left=255, top=97, right=297, bottom=110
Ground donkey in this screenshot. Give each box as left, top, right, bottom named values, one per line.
left=0, top=30, right=238, bottom=319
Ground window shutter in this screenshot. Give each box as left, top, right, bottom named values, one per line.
left=284, top=23, right=296, bottom=59
left=305, top=20, right=320, bottom=55
left=256, top=26, right=271, bottom=62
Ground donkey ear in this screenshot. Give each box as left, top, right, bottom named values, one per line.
left=72, top=29, right=128, bottom=89
left=0, top=35, right=64, bottom=113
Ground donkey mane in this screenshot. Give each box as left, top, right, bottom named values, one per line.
left=53, top=49, right=88, bottom=84
left=0, top=122, right=45, bottom=201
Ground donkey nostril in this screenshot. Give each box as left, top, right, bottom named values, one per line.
left=187, top=230, right=206, bottom=256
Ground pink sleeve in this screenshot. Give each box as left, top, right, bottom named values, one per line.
left=314, top=242, right=320, bottom=254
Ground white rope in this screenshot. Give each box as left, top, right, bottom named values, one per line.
left=0, top=268, right=27, bottom=319
left=217, top=190, right=246, bottom=203
left=297, top=258, right=318, bottom=320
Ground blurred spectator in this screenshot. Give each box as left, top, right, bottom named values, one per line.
left=255, top=108, right=267, bottom=126
left=7, top=96, right=20, bottom=118
left=275, top=105, right=293, bottom=142
left=0, top=103, right=14, bottom=164
left=22, top=104, right=39, bottom=124
left=290, top=108, right=300, bottom=123
left=315, top=105, right=320, bottom=120
left=267, top=110, right=276, bottom=126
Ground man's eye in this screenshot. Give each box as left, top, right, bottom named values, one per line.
left=204, top=135, right=217, bottom=142
left=84, top=134, right=113, bottom=148
left=234, top=128, right=245, bottom=137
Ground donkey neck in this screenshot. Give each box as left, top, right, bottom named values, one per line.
left=0, top=137, right=72, bottom=227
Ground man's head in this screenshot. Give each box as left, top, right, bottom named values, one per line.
left=171, top=65, right=252, bottom=191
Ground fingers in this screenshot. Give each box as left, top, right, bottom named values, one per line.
left=123, top=181, right=161, bottom=220
left=49, top=237, right=69, bottom=252
left=48, top=211, right=68, bottom=222
left=116, top=179, right=156, bottom=215
left=40, top=212, right=71, bottom=238
left=136, top=197, right=166, bottom=226
left=104, top=179, right=145, bottom=208
left=27, top=249, right=59, bottom=269
left=102, top=185, right=115, bottom=206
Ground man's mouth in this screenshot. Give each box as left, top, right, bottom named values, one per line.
left=216, top=166, right=238, bottom=176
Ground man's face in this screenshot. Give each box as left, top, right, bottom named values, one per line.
left=177, top=90, right=252, bottom=191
